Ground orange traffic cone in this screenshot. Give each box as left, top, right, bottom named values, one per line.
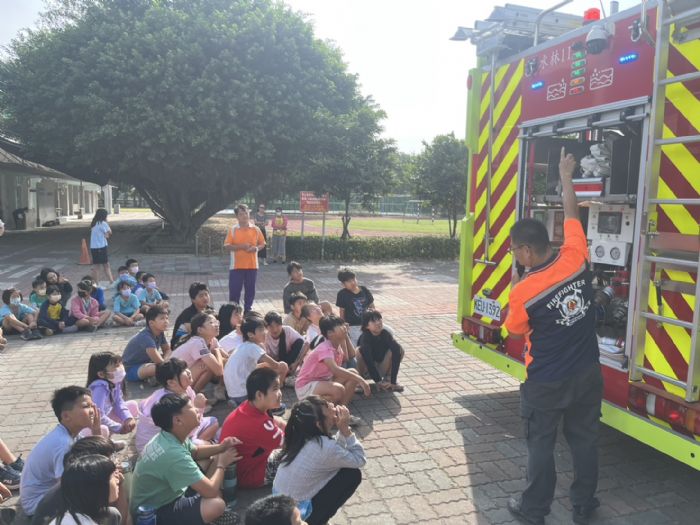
left=79, top=239, right=91, bottom=265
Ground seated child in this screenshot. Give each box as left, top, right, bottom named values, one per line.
left=223, top=316, right=288, bottom=407
left=283, top=292, right=309, bottom=335
left=301, top=303, right=323, bottom=345
left=219, top=368, right=285, bottom=489
left=219, top=303, right=244, bottom=355
left=39, top=268, right=72, bottom=307
left=113, top=281, right=144, bottom=326
left=171, top=282, right=212, bottom=348
left=70, top=280, right=111, bottom=331
left=0, top=327, right=5, bottom=352
left=82, top=275, right=107, bottom=311
left=130, top=394, right=240, bottom=525
left=357, top=311, right=404, bottom=392
left=29, top=278, right=48, bottom=310
left=244, top=495, right=302, bottom=525
left=133, top=270, right=146, bottom=295
left=0, top=438, right=23, bottom=490
left=122, top=305, right=171, bottom=381
left=38, top=285, right=78, bottom=335
left=0, top=288, right=41, bottom=340
left=264, top=311, right=305, bottom=371
left=294, top=315, right=370, bottom=409
left=273, top=397, right=365, bottom=524
left=335, top=268, right=375, bottom=344
left=86, top=351, right=139, bottom=439
left=172, top=312, right=227, bottom=397
left=109, top=265, right=138, bottom=297
left=136, top=273, right=166, bottom=314
left=20, top=386, right=101, bottom=517
left=282, top=261, right=319, bottom=313
left=125, top=258, right=140, bottom=282
left=135, top=359, right=219, bottom=454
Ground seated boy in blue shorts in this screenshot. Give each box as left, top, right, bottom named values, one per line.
left=122, top=305, right=172, bottom=381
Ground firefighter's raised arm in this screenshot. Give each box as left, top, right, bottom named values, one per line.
left=559, top=147, right=579, bottom=221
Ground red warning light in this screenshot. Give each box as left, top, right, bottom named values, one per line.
left=583, top=8, right=601, bottom=24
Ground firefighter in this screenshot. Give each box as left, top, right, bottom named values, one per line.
left=504, top=148, right=603, bottom=525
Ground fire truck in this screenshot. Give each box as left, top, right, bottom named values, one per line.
left=452, top=0, right=700, bottom=469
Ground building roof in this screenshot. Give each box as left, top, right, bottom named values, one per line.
left=0, top=145, right=100, bottom=189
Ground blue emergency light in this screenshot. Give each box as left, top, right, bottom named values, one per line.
left=618, top=53, right=639, bottom=64
left=531, top=80, right=544, bottom=90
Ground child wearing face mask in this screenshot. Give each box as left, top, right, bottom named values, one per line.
left=136, top=273, right=166, bottom=314
left=86, top=351, right=139, bottom=439
left=0, top=288, right=41, bottom=340
left=113, top=281, right=144, bottom=327
left=108, top=266, right=138, bottom=298
left=38, top=285, right=79, bottom=336
left=39, top=267, right=73, bottom=307
left=70, top=280, right=111, bottom=331
left=29, top=278, right=48, bottom=310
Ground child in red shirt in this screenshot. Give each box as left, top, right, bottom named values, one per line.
left=219, top=368, right=285, bottom=488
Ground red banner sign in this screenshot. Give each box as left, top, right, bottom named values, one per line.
left=300, top=192, right=329, bottom=213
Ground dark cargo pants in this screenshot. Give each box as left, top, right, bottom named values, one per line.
left=519, top=363, right=604, bottom=518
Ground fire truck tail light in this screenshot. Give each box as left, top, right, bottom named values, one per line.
left=628, top=384, right=700, bottom=436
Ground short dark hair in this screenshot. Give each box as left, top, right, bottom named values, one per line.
left=117, top=265, right=128, bottom=273
left=337, top=268, right=355, bottom=283
left=51, top=386, right=91, bottom=421
left=188, top=282, right=209, bottom=300
left=77, top=280, right=92, bottom=294
left=155, top=358, right=189, bottom=388
left=319, top=314, right=345, bottom=338
left=2, top=288, right=19, bottom=305
left=264, top=311, right=283, bottom=326
left=151, top=393, right=189, bottom=432
left=47, top=285, right=61, bottom=296
left=58, top=455, right=116, bottom=522
left=125, top=258, right=138, bottom=267
left=235, top=204, right=249, bottom=214
left=245, top=495, right=297, bottom=525
left=146, top=304, right=169, bottom=324
left=32, top=278, right=46, bottom=289
left=117, top=280, right=132, bottom=291
left=288, top=292, right=307, bottom=307
left=286, top=261, right=302, bottom=275
left=361, top=310, right=383, bottom=330
left=142, top=273, right=155, bottom=283
left=63, top=436, right=117, bottom=468
left=246, top=367, right=279, bottom=401
left=300, top=303, right=318, bottom=320
left=134, top=271, right=145, bottom=282
left=241, top=316, right=265, bottom=341
left=510, top=218, right=551, bottom=256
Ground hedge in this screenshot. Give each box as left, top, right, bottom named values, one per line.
left=197, top=229, right=458, bottom=261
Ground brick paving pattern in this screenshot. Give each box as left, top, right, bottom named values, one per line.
left=1, top=226, right=699, bottom=524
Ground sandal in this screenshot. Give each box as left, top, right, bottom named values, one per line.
left=377, top=381, right=392, bottom=392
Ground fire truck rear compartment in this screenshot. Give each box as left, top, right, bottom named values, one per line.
left=522, top=118, right=645, bottom=369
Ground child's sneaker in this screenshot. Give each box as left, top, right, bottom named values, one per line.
left=0, top=464, right=21, bottom=489
left=213, top=509, right=240, bottom=525
left=86, top=325, right=98, bottom=333
left=63, top=325, right=79, bottom=334
left=8, top=455, right=24, bottom=472
left=41, top=327, right=54, bottom=336
left=30, top=329, right=42, bottom=340
left=348, top=415, right=363, bottom=427
left=20, top=328, right=33, bottom=341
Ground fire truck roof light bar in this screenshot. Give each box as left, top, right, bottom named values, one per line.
left=660, top=71, right=700, bottom=86
left=645, top=255, right=699, bottom=269
left=634, top=366, right=688, bottom=390
left=640, top=311, right=694, bottom=330
left=663, top=5, right=700, bottom=27
left=656, top=135, right=700, bottom=146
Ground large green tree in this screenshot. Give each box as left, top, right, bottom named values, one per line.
left=0, top=0, right=366, bottom=240
left=306, top=98, right=396, bottom=239
left=416, top=133, right=468, bottom=239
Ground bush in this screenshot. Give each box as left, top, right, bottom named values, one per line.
left=197, top=228, right=458, bottom=261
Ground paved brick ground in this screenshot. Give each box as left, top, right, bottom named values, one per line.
left=1, top=227, right=699, bottom=524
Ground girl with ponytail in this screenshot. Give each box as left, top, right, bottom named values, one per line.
left=272, top=396, right=366, bottom=525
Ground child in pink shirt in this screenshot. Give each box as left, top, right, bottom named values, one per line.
left=70, top=280, right=110, bottom=331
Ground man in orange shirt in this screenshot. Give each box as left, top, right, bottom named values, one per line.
left=505, top=149, right=602, bottom=525
left=224, top=204, right=266, bottom=312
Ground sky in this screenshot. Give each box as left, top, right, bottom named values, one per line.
left=1, top=0, right=641, bottom=153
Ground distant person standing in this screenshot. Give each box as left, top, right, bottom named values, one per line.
left=224, top=204, right=266, bottom=312
left=254, top=204, right=269, bottom=266
left=89, top=208, right=114, bottom=284
left=270, top=208, right=288, bottom=264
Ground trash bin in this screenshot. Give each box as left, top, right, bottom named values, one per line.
left=12, top=208, right=27, bottom=230
left=114, top=203, right=121, bottom=214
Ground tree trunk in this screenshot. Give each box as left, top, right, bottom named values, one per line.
left=341, top=197, right=352, bottom=240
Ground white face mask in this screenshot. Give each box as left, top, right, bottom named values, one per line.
left=147, top=281, right=157, bottom=289
left=130, top=266, right=139, bottom=274
left=10, top=297, right=21, bottom=306
left=110, top=366, right=126, bottom=384
left=49, top=294, right=62, bottom=303
left=120, top=289, right=131, bottom=298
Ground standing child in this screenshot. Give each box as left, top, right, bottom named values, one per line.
left=86, top=351, right=139, bottom=439
left=136, top=273, right=165, bottom=314
left=39, top=268, right=73, bottom=307
left=357, top=310, right=404, bottom=392
left=0, top=288, right=41, bottom=340
left=223, top=316, right=288, bottom=407
left=270, top=208, right=288, bottom=264
left=335, top=268, right=375, bottom=344
left=89, top=208, right=114, bottom=283
left=38, top=285, right=78, bottom=336
left=29, top=278, right=48, bottom=310
left=70, top=280, right=111, bottom=332
left=254, top=204, right=269, bottom=266
left=112, top=281, right=144, bottom=326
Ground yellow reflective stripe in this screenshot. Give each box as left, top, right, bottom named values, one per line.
left=493, top=61, right=524, bottom=125
left=478, top=63, right=519, bottom=153
left=672, top=36, right=700, bottom=70
left=646, top=287, right=686, bottom=397
left=657, top=177, right=699, bottom=236
left=661, top=269, right=696, bottom=315
left=659, top=129, right=700, bottom=195
left=473, top=138, right=519, bottom=221
left=479, top=71, right=490, bottom=119
left=664, top=82, right=700, bottom=141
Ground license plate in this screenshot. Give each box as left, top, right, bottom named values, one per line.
left=473, top=296, right=502, bottom=321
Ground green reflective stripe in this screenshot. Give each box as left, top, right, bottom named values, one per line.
left=452, top=333, right=526, bottom=381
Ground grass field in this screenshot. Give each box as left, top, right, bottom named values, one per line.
left=299, top=217, right=458, bottom=236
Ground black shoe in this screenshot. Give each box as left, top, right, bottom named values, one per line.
left=8, top=454, right=24, bottom=472
left=0, top=507, right=16, bottom=525
left=507, top=498, right=545, bottom=525
left=573, top=497, right=600, bottom=525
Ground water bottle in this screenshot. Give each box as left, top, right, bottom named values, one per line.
left=222, top=463, right=237, bottom=506
left=135, top=505, right=157, bottom=525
